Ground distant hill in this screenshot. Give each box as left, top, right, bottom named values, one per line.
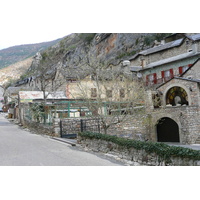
left=0, top=57, right=33, bottom=87
left=0, top=38, right=62, bottom=69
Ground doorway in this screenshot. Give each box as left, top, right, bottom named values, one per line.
left=157, top=117, right=180, bottom=142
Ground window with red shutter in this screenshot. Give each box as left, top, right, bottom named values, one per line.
left=161, top=71, right=164, bottom=78
left=146, top=75, right=149, bottom=86
left=153, top=73, right=157, bottom=84
left=179, top=66, right=183, bottom=75
left=170, top=69, right=174, bottom=78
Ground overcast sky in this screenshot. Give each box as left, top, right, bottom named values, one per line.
left=0, top=0, right=198, bottom=50
left=0, top=0, right=74, bottom=49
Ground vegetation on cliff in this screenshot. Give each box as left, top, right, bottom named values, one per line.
left=0, top=38, right=62, bottom=69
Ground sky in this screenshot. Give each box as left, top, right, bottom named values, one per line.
left=1, top=0, right=198, bottom=50
left=0, top=0, right=74, bottom=49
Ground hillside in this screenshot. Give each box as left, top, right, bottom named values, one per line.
left=0, top=38, right=62, bottom=69
left=0, top=57, right=33, bottom=87
left=28, top=33, right=171, bottom=74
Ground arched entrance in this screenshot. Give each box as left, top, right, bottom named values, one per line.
left=157, top=117, right=180, bottom=142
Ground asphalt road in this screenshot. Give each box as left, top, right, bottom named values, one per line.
left=0, top=114, right=124, bottom=166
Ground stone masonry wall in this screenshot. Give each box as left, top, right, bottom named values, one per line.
left=23, top=117, right=56, bottom=136
left=77, top=136, right=200, bottom=166
left=148, top=106, right=200, bottom=144
left=59, top=113, right=149, bottom=141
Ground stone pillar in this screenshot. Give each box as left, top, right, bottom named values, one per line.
left=145, top=90, right=154, bottom=112
left=53, top=118, right=61, bottom=137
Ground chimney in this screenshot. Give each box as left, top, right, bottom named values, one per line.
left=161, top=40, right=165, bottom=45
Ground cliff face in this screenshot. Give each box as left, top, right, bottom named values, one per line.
left=28, top=33, right=170, bottom=76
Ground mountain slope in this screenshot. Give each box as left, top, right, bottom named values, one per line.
left=0, top=57, right=33, bottom=87
left=0, top=38, right=62, bottom=69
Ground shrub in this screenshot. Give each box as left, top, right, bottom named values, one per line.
left=78, top=132, right=200, bottom=162
left=79, top=33, right=96, bottom=44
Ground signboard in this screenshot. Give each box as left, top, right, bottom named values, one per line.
left=19, top=91, right=67, bottom=103
left=19, top=91, right=44, bottom=103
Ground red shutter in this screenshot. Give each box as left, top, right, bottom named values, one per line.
left=146, top=75, right=149, bottom=86
left=170, top=69, right=174, bottom=78
left=179, top=66, right=183, bottom=75
left=161, top=71, right=165, bottom=78
left=153, top=73, right=157, bottom=84
left=188, top=64, right=192, bottom=67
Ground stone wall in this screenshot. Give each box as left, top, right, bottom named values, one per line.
left=147, top=105, right=200, bottom=144
left=78, top=136, right=200, bottom=166
left=23, top=117, right=56, bottom=136
left=59, top=113, right=149, bottom=141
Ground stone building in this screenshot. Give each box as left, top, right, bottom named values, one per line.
left=142, top=50, right=200, bottom=144
left=129, top=33, right=200, bottom=87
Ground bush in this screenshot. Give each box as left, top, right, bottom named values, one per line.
left=79, top=33, right=96, bottom=44
left=79, top=132, right=200, bottom=162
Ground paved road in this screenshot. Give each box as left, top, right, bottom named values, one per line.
left=0, top=114, right=124, bottom=166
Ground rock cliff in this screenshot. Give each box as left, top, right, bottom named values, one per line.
left=27, top=33, right=171, bottom=77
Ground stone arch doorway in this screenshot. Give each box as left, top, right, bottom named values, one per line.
left=156, top=117, right=180, bottom=142
left=166, top=86, right=188, bottom=106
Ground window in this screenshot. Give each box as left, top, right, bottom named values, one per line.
left=179, top=64, right=191, bottom=75
left=120, top=89, right=125, bottom=98
left=91, top=88, right=97, bottom=98
left=146, top=73, right=157, bottom=85
left=106, top=90, right=112, bottom=98
left=161, top=69, right=173, bottom=82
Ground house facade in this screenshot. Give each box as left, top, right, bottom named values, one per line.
left=144, top=56, right=200, bottom=144
left=129, top=33, right=200, bottom=87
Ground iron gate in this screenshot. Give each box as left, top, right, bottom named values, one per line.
left=60, top=118, right=101, bottom=138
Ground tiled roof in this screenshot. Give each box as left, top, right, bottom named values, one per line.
left=139, top=52, right=200, bottom=71
left=139, top=38, right=184, bottom=56
left=187, top=34, right=200, bottom=41
left=129, top=34, right=200, bottom=61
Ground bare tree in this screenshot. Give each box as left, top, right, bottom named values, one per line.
left=26, top=52, right=67, bottom=124
left=64, top=52, right=145, bottom=134
left=30, top=52, right=66, bottom=104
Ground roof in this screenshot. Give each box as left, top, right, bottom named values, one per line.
left=136, top=52, right=200, bottom=72
left=174, top=76, right=200, bottom=83
left=129, top=34, right=200, bottom=61
left=139, top=38, right=184, bottom=56
left=186, top=33, right=200, bottom=41
left=5, top=87, right=28, bottom=94
left=156, top=76, right=200, bottom=89
left=129, top=38, right=184, bottom=61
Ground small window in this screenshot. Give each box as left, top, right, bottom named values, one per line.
left=161, top=69, right=173, bottom=82
left=179, top=65, right=189, bottom=75
left=146, top=73, right=157, bottom=85
left=120, top=89, right=125, bottom=98
left=106, top=90, right=112, bottom=98
left=91, top=88, right=97, bottom=98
